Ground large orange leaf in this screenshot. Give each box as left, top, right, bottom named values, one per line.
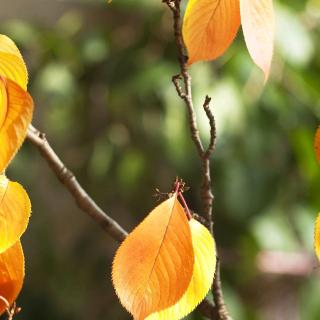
left=182, top=0, right=241, bottom=65
left=0, top=241, right=25, bottom=316
left=0, top=77, right=34, bottom=173
left=0, top=35, right=28, bottom=90
left=0, top=175, right=31, bottom=254
left=240, top=0, right=275, bottom=79
left=112, top=193, right=194, bottom=320
left=315, top=127, right=320, bottom=163
left=146, top=219, right=216, bottom=320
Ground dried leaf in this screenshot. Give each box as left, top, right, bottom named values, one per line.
left=0, top=175, right=31, bottom=254
left=0, top=77, right=34, bottom=173
left=146, top=218, right=216, bottom=320
left=182, top=0, right=240, bottom=65
left=240, top=0, right=275, bottom=79
left=112, top=193, right=194, bottom=320
left=0, top=241, right=25, bottom=316
left=315, top=127, right=320, bottom=163
left=0, top=35, right=28, bottom=90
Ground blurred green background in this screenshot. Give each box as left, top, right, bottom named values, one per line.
left=1, top=0, right=320, bottom=319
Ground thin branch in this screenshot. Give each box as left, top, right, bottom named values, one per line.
left=26, top=124, right=214, bottom=319
left=163, top=1, right=230, bottom=319
left=26, top=125, right=128, bottom=243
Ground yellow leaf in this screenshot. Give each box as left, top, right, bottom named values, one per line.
left=112, top=193, right=194, bottom=320
left=146, top=219, right=216, bottom=320
left=240, top=0, right=275, bottom=80
left=182, top=0, right=240, bottom=65
left=0, top=35, right=28, bottom=90
left=315, top=213, right=320, bottom=261
left=0, top=241, right=25, bottom=316
left=0, top=77, right=34, bottom=173
left=315, top=127, right=320, bottom=163
left=0, top=78, right=7, bottom=129
left=0, top=175, right=31, bottom=254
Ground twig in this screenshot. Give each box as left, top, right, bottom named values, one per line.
left=163, top=1, right=230, bottom=319
left=26, top=124, right=215, bottom=319
left=26, top=125, right=128, bottom=243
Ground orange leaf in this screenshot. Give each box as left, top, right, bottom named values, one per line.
left=0, top=175, right=31, bottom=254
left=182, top=0, right=240, bottom=65
left=112, top=193, right=194, bottom=320
left=0, top=241, right=25, bottom=316
left=0, top=77, right=34, bottom=173
left=315, top=127, right=320, bottom=163
left=240, top=0, right=275, bottom=79
left=0, top=35, right=28, bottom=90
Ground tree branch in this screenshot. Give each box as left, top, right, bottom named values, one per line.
left=163, top=1, right=230, bottom=319
left=26, top=124, right=216, bottom=319
left=26, top=125, right=128, bottom=243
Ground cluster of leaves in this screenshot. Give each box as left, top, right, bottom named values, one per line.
left=112, top=183, right=216, bottom=320
left=183, top=0, right=274, bottom=79
left=0, top=35, right=33, bottom=316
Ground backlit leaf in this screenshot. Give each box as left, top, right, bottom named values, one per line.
left=146, top=219, right=216, bottom=320
left=0, top=35, right=28, bottom=90
left=240, top=0, right=275, bottom=79
left=0, top=175, right=31, bottom=254
left=315, top=127, right=320, bottom=163
left=315, top=213, right=320, bottom=261
left=182, top=0, right=240, bottom=65
left=0, top=241, right=25, bottom=316
left=0, top=78, right=7, bottom=129
left=0, top=77, right=34, bottom=173
left=112, top=193, right=194, bottom=320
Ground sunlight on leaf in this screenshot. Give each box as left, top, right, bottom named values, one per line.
left=240, top=0, right=275, bottom=79
left=183, top=0, right=240, bottom=65
left=112, top=193, right=194, bottom=320
left=0, top=77, right=34, bottom=173
left=146, top=218, right=216, bottom=320
left=0, top=241, right=25, bottom=316
left=0, top=35, right=28, bottom=90
left=0, top=175, right=31, bottom=254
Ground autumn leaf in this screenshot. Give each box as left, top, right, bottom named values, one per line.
left=315, top=127, right=320, bottom=163
left=0, top=77, right=34, bottom=173
left=0, top=175, right=31, bottom=254
left=0, top=241, right=25, bottom=316
left=146, top=218, right=216, bottom=320
left=112, top=193, right=194, bottom=320
left=183, top=0, right=241, bottom=65
left=240, top=0, right=275, bottom=79
left=0, top=35, right=28, bottom=90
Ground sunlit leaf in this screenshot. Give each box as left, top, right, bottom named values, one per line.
left=146, top=219, right=216, bottom=320
left=0, top=241, right=25, bottom=316
left=0, top=175, right=31, bottom=254
left=0, top=35, right=28, bottom=90
left=0, top=78, right=7, bottom=129
left=240, top=0, right=275, bottom=79
left=112, top=193, right=194, bottom=320
left=314, top=213, right=320, bottom=261
left=0, top=77, right=34, bottom=173
left=315, top=127, right=320, bottom=163
left=182, top=0, right=240, bottom=65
